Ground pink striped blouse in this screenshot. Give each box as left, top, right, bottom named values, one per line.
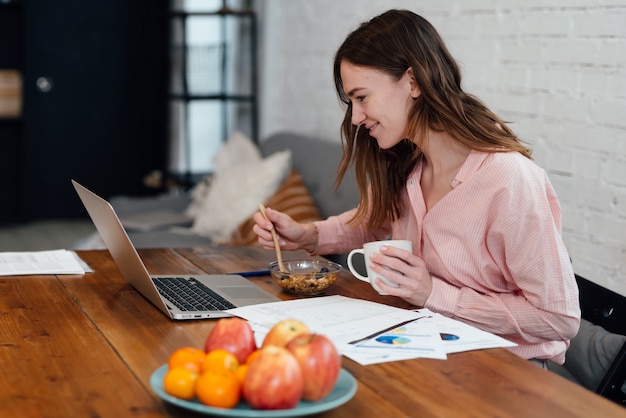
left=314, top=150, right=581, bottom=363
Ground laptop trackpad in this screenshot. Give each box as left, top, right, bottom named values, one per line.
left=218, top=286, right=273, bottom=299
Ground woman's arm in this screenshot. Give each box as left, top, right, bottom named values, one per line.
left=313, top=208, right=392, bottom=256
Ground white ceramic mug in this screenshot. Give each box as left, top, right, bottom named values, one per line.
left=347, top=240, right=413, bottom=295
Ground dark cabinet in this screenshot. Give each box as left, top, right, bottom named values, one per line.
left=0, top=1, right=23, bottom=223
left=0, top=0, right=170, bottom=223
left=0, top=119, right=20, bottom=222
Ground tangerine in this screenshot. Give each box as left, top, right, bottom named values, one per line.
left=163, top=367, right=199, bottom=400
left=245, top=349, right=262, bottom=365
left=203, top=349, right=239, bottom=375
left=167, top=347, right=205, bottom=373
left=195, top=371, right=241, bottom=408
left=234, top=363, right=249, bottom=386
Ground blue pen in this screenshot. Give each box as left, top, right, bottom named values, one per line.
left=231, top=270, right=271, bottom=277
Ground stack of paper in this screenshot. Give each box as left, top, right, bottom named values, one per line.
left=0, top=249, right=87, bottom=276
left=341, top=309, right=517, bottom=365
left=227, top=295, right=422, bottom=347
left=226, top=295, right=516, bottom=365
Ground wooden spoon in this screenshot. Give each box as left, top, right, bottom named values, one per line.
left=258, top=203, right=287, bottom=272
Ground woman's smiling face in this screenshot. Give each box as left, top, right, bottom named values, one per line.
left=340, top=61, right=420, bottom=149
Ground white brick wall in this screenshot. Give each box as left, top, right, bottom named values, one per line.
left=257, top=0, right=626, bottom=295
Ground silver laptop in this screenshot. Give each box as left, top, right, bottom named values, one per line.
left=72, top=179, right=279, bottom=320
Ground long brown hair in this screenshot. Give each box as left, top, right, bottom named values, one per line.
left=333, top=10, right=531, bottom=229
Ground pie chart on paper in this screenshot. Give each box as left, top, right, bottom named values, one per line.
left=375, top=335, right=412, bottom=345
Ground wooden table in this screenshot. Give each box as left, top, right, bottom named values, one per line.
left=1, top=246, right=623, bottom=417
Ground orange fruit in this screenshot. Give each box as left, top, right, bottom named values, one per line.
left=167, top=347, right=205, bottom=373
left=234, top=363, right=249, bottom=386
left=203, top=349, right=239, bottom=375
left=195, top=371, right=241, bottom=408
left=163, top=367, right=199, bottom=400
left=245, top=349, right=262, bottom=365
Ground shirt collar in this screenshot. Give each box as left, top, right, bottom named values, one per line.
left=451, top=149, right=489, bottom=188
left=411, top=149, right=490, bottom=189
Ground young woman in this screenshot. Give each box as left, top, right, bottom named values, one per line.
left=253, top=9, right=580, bottom=364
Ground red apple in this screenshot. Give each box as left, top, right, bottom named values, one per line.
left=243, top=345, right=304, bottom=410
left=204, top=317, right=256, bottom=364
left=286, top=333, right=341, bottom=401
left=262, top=318, right=310, bottom=348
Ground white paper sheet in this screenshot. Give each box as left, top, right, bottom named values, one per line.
left=424, top=311, right=518, bottom=354
left=0, top=249, right=86, bottom=276
left=227, top=298, right=517, bottom=366
left=226, top=295, right=423, bottom=346
left=340, top=315, right=447, bottom=364
left=340, top=309, right=517, bottom=365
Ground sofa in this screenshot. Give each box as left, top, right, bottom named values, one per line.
left=77, top=131, right=359, bottom=264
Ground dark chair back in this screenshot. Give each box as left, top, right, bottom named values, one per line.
left=576, top=274, right=626, bottom=406
left=577, top=274, right=626, bottom=336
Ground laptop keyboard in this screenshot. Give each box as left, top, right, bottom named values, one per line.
left=153, top=277, right=236, bottom=311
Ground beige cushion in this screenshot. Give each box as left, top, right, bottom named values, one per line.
left=186, top=131, right=262, bottom=219
left=188, top=132, right=292, bottom=243
left=229, top=170, right=322, bottom=245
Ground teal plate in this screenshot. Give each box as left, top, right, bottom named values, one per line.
left=150, top=365, right=357, bottom=417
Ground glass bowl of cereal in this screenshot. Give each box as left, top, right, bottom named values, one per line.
left=269, top=259, right=342, bottom=296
